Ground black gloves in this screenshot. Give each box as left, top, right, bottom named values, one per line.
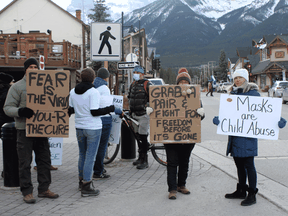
left=68, top=106, right=75, bottom=117
left=18, top=107, right=34, bottom=119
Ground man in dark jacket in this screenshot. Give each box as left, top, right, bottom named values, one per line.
left=0, top=72, right=14, bottom=130
left=0, top=72, right=14, bottom=178
left=128, top=66, right=152, bottom=169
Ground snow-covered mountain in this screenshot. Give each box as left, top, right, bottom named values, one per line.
left=67, top=0, right=288, bottom=67
left=118, top=0, right=288, bottom=67
left=181, top=0, right=254, bottom=19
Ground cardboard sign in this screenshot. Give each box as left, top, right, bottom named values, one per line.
left=149, top=85, right=201, bottom=144
left=217, top=94, right=282, bottom=140
left=26, top=70, right=70, bottom=137
left=109, top=95, right=124, bottom=144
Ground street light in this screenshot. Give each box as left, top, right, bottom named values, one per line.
left=138, top=14, right=141, bottom=66
left=121, top=12, right=136, bottom=94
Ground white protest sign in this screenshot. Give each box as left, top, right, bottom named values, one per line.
left=33, top=137, right=63, bottom=166
left=108, top=95, right=123, bottom=144
left=217, top=94, right=282, bottom=140
left=49, top=137, right=63, bottom=165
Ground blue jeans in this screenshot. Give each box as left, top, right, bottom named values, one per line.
left=94, top=117, right=112, bottom=175
left=76, top=128, right=101, bottom=182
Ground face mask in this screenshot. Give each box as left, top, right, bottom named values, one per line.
left=133, top=74, right=140, bottom=81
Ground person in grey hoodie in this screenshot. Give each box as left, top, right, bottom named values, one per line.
left=92, top=68, right=122, bottom=179
left=4, top=58, right=59, bottom=204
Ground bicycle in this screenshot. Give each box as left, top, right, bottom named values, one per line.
left=103, top=112, right=167, bottom=166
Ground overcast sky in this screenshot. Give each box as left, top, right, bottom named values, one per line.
left=0, top=0, right=156, bottom=21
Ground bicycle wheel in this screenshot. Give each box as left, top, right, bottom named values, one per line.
left=103, top=142, right=120, bottom=164
left=150, top=143, right=167, bottom=166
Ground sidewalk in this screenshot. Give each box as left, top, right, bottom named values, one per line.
left=0, top=117, right=288, bottom=215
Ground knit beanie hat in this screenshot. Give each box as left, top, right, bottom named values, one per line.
left=133, top=66, right=144, bottom=74
left=24, top=57, right=39, bottom=72
left=97, top=68, right=110, bottom=79
left=176, top=68, right=191, bottom=84
left=233, top=69, right=249, bottom=82
left=0, top=72, right=14, bottom=84
left=81, top=68, right=95, bottom=82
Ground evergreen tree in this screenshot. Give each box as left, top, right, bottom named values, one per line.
left=217, top=50, right=228, bottom=81
left=88, top=0, right=111, bottom=22
left=87, top=0, right=115, bottom=73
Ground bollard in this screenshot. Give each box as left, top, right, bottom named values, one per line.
left=121, top=119, right=136, bottom=159
left=1, top=122, right=19, bottom=187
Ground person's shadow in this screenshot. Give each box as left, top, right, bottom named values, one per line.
left=98, top=26, right=116, bottom=54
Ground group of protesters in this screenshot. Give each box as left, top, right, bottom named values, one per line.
left=0, top=57, right=286, bottom=207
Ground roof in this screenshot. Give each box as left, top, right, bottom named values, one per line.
left=229, top=57, right=238, bottom=63
left=236, top=47, right=252, bottom=58
left=247, top=54, right=260, bottom=68
left=0, top=0, right=86, bottom=26
left=251, top=60, right=288, bottom=75
left=263, top=34, right=277, bottom=46
left=251, top=60, right=270, bottom=74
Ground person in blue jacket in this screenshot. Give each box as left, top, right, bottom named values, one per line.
left=213, top=68, right=286, bottom=206
left=92, top=68, right=122, bottom=179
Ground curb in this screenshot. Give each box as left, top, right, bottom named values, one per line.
left=193, top=143, right=288, bottom=213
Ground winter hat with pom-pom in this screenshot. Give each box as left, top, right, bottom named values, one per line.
left=176, top=67, right=191, bottom=84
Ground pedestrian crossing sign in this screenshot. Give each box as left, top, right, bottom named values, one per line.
left=91, top=23, right=121, bottom=61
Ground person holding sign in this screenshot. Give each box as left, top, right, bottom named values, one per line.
left=4, top=58, right=59, bottom=204
left=92, top=68, right=122, bottom=179
left=164, top=68, right=205, bottom=200
left=213, top=68, right=286, bottom=206
left=128, top=66, right=153, bottom=170
left=69, top=68, right=116, bottom=197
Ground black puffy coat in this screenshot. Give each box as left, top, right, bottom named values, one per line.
left=128, top=79, right=152, bottom=116
left=0, top=82, right=14, bottom=129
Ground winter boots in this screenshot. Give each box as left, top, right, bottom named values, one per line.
left=81, top=181, right=100, bottom=197
left=132, top=152, right=141, bottom=166
left=136, top=153, right=148, bottom=169
left=134, top=134, right=149, bottom=169
left=225, top=184, right=248, bottom=199
left=241, top=188, right=258, bottom=206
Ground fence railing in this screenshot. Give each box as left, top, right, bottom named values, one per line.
left=0, top=38, right=81, bottom=69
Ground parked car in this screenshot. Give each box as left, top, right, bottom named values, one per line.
left=148, top=78, right=165, bottom=85
left=282, top=86, right=288, bottom=104
left=218, top=82, right=232, bottom=93
left=217, top=83, right=223, bottom=92
left=268, top=81, right=288, bottom=97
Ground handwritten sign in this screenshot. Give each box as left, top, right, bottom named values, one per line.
left=149, top=85, right=201, bottom=144
left=26, top=70, right=70, bottom=137
left=217, top=94, right=282, bottom=140
left=33, top=137, right=63, bottom=166
left=109, top=95, right=123, bottom=144
left=49, top=137, right=63, bottom=165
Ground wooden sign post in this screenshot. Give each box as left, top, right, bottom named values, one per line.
left=149, top=85, right=201, bottom=144
left=26, top=70, right=70, bottom=137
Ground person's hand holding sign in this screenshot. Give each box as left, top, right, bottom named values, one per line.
left=146, top=107, right=154, bottom=115
left=213, top=116, right=220, bottom=125
left=18, top=107, right=34, bottom=119
left=278, top=117, right=287, bottom=129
